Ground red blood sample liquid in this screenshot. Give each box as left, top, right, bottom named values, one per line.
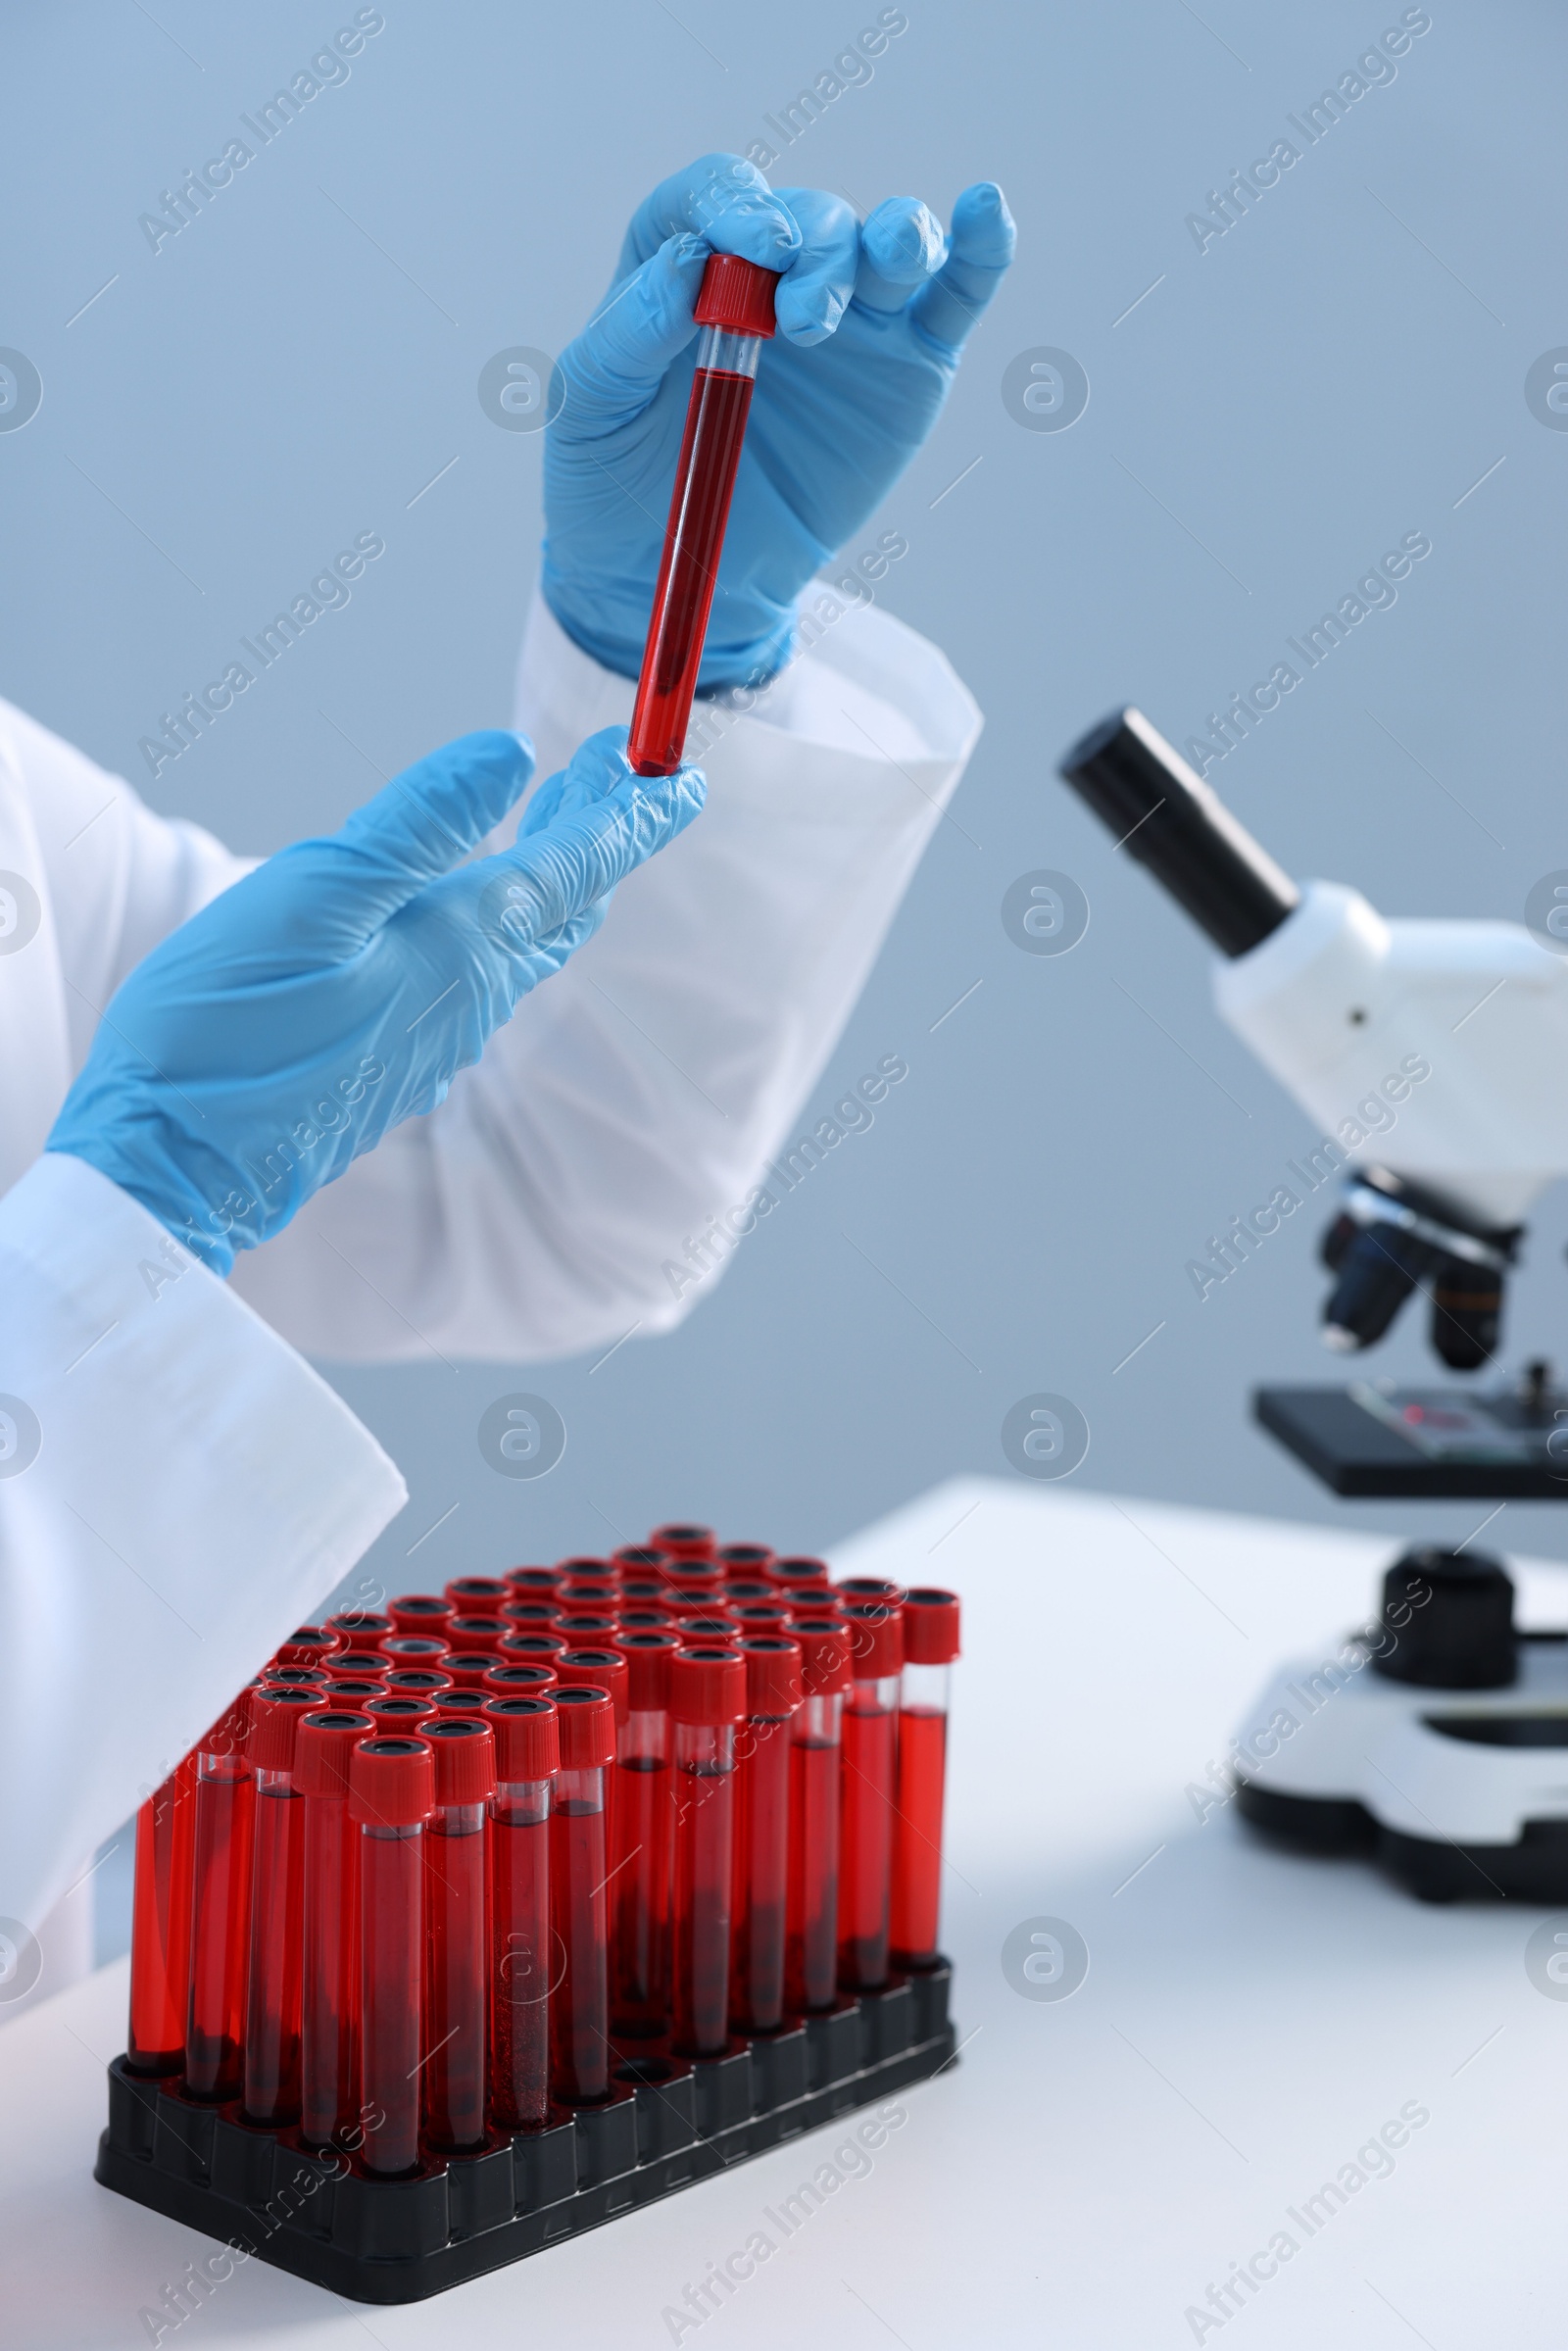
left=838, top=1604, right=905, bottom=1992
left=610, top=1632, right=680, bottom=2036
left=669, top=1646, right=746, bottom=2057
left=184, top=1695, right=256, bottom=2099
left=731, top=1638, right=803, bottom=2035
left=785, top=1620, right=851, bottom=2014
left=422, top=1719, right=496, bottom=2154
left=890, top=1590, right=961, bottom=1965
left=127, top=1757, right=195, bottom=2075
left=549, top=1688, right=616, bottom=2104
left=351, top=1737, right=434, bottom=2176
left=485, top=1696, right=559, bottom=2132
left=242, top=1690, right=316, bottom=2125
left=298, top=1709, right=375, bottom=2148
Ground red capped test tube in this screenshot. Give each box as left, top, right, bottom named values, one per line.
left=555, top=1648, right=629, bottom=1723
left=325, top=1610, right=394, bottom=1652
left=608, top=1630, right=679, bottom=2035
left=786, top=1618, right=851, bottom=2014
left=503, top=1566, right=563, bottom=1598
left=127, top=1758, right=195, bottom=2076
left=243, top=1688, right=317, bottom=2126
left=500, top=1599, right=564, bottom=1633
left=482, top=1661, right=559, bottom=1702
left=264, top=1664, right=329, bottom=1695
left=297, top=1709, right=374, bottom=2148
left=485, top=1695, right=560, bottom=2131
left=549, top=1687, right=616, bottom=2104
left=446, top=1614, right=507, bottom=1654
left=445, top=1576, right=509, bottom=1618
left=365, top=1692, right=439, bottom=1735
left=767, top=1555, right=834, bottom=1603
left=611, top=1544, right=669, bottom=1580
left=625, top=256, right=779, bottom=776
left=185, top=1692, right=256, bottom=2100
left=274, top=1626, right=341, bottom=1670
left=498, top=1631, right=569, bottom=1667
left=385, top=1667, right=455, bottom=1698
left=838, top=1602, right=906, bottom=1992
left=649, top=1523, right=718, bottom=1563
left=731, top=1638, right=803, bottom=2035
left=890, top=1589, right=961, bottom=1967
left=388, top=1593, right=456, bottom=1635
left=422, top=1717, right=496, bottom=2154
left=719, top=1543, right=776, bottom=1582
left=382, top=1634, right=452, bottom=1667
left=350, top=1736, right=435, bottom=2176
left=324, top=1675, right=389, bottom=1705
left=332, top=1650, right=391, bottom=1682
left=669, top=1645, right=746, bottom=2057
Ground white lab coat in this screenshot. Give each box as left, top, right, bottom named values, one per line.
left=0, top=591, right=979, bottom=1978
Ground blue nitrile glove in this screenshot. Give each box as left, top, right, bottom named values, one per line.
left=47, top=727, right=704, bottom=1275
left=542, top=152, right=1015, bottom=690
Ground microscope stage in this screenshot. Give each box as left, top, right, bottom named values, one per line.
left=1254, top=1381, right=1568, bottom=1497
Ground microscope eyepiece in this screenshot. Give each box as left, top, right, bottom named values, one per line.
left=1057, top=709, right=1298, bottom=957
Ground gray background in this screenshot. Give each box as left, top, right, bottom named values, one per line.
left=3, top=0, right=1564, bottom=1866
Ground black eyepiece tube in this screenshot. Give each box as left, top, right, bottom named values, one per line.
left=1057, top=708, right=1299, bottom=957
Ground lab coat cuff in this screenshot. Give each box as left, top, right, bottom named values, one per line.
left=1, top=1152, right=408, bottom=1590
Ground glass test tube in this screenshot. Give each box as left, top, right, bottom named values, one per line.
left=609, top=1631, right=679, bottom=2035
left=185, top=1693, right=256, bottom=2099
left=422, top=1718, right=496, bottom=2154
left=127, top=1757, right=195, bottom=2076
left=549, top=1687, right=616, bottom=2104
left=786, top=1619, right=851, bottom=2014
left=731, top=1638, right=803, bottom=2035
left=838, top=1603, right=906, bottom=1993
left=669, top=1646, right=746, bottom=2058
left=242, top=1688, right=317, bottom=2125
left=890, top=1589, right=961, bottom=1965
left=350, top=1736, right=434, bottom=2176
left=297, top=1709, right=374, bottom=2148
left=484, top=1696, right=559, bottom=2132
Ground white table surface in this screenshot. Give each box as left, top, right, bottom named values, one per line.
left=5, top=1475, right=1566, bottom=2351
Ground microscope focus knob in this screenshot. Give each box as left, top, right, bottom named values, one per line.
left=1371, top=1546, right=1516, bottom=1690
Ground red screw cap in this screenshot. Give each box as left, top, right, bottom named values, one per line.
left=485, top=1695, right=561, bottom=1782
left=649, top=1523, right=717, bottom=1562
left=275, top=1626, right=340, bottom=1667
left=835, top=1577, right=907, bottom=1608
left=445, top=1614, right=506, bottom=1654
left=324, top=1675, right=390, bottom=1701
left=482, top=1662, right=559, bottom=1700
left=382, top=1634, right=452, bottom=1662
left=348, top=1736, right=434, bottom=1829
left=555, top=1613, right=620, bottom=1644
left=296, top=1709, right=376, bottom=1798
left=364, top=1693, right=438, bottom=1735
left=388, top=1594, right=456, bottom=1633
left=425, top=1716, right=496, bottom=1807
left=500, top=1599, right=564, bottom=1630
left=693, top=253, right=779, bottom=339
left=611, top=1545, right=669, bottom=1577
left=670, top=1644, right=747, bottom=1727
left=612, top=1628, right=681, bottom=1710
left=498, top=1631, right=569, bottom=1662
left=264, top=1665, right=328, bottom=1692
left=503, top=1566, right=562, bottom=1595
left=555, top=1554, right=611, bottom=1581
left=386, top=1668, right=455, bottom=1695
left=432, top=1690, right=488, bottom=1720
left=792, top=1618, right=853, bottom=1699
left=554, top=1686, right=616, bottom=1770
left=740, top=1636, right=803, bottom=1719
left=903, top=1587, right=961, bottom=1664
left=729, top=1601, right=791, bottom=1633
left=766, top=1555, right=833, bottom=1595
left=325, top=1610, right=394, bottom=1651
left=444, top=1576, right=509, bottom=1616
left=841, top=1600, right=905, bottom=1679
left=557, top=1647, right=630, bottom=1727
left=251, top=1686, right=318, bottom=1773
left=332, top=1649, right=390, bottom=1681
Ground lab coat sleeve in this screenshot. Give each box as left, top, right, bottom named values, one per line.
left=0, top=1152, right=406, bottom=1938
left=228, top=591, right=982, bottom=1360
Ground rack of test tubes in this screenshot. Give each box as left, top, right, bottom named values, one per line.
left=96, top=1529, right=961, bottom=2303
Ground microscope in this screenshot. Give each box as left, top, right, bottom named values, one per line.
left=1058, top=710, right=1568, bottom=1898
